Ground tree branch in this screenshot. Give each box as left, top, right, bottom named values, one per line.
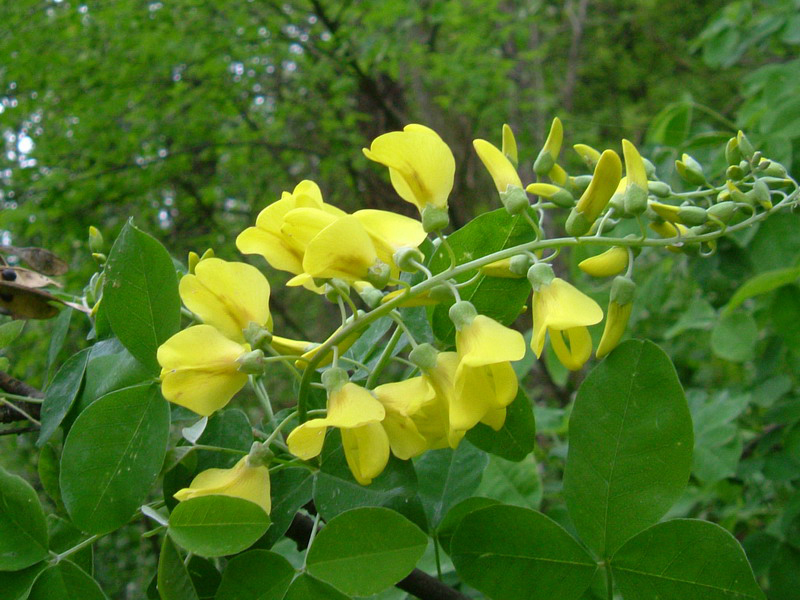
left=0, top=371, right=43, bottom=424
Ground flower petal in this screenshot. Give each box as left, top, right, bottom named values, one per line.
left=286, top=420, right=330, bottom=460
left=174, top=456, right=271, bottom=513
left=180, top=258, right=271, bottom=342
left=302, top=216, right=377, bottom=281
left=456, top=315, right=526, bottom=366
left=325, top=383, right=386, bottom=428
left=473, top=139, right=523, bottom=193
left=533, top=278, right=603, bottom=333
left=342, top=423, right=390, bottom=485
left=353, top=209, right=426, bottom=266
left=550, top=326, right=593, bottom=371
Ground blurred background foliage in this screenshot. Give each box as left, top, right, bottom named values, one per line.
left=1, top=0, right=800, bottom=598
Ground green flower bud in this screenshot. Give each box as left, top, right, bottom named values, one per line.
left=533, top=149, right=556, bottom=177
left=737, top=131, right=754, bottom=160
left=92, top=252, right=107, bottom=265
left=642, top=157, right=656, bottom=179
left=448, top=300, right=478, bottom=330
left=527, top=262, right=555, bottom=291
left=321, top=367, right=349, bottom=393
left=393, top=247, right=426, bottom=272
left=365, top=261, right=391, bottom=289
left=509, top=254, right=532, bottom=276
left=428, top=283, right=455, bottom=302
left=244, top=322, right=272, bottom=350
left=408, top=343, right=438, bottom=371
left=237, top=349, right=266, bottom=375
left=707, top=201, right=737, bottom=223
left=88, top=226, right=104, bottom=254
left=187, top=251, right=200, bottom=275
left=623, top=184, right=648, bottom=216
left=716, top=189, right=731, bottom=204
left=762, top=161, right=787, bottom=178
left=648, top=181, right=671, bottom=198
left=247, top=441, right=274, bottom=468
left=726, top=165, right=745, bottom=181
left=738, top=160, right=750, bottom=174
left=725, top=137, right=742, bottom=166
left=675, top=154, right=706, bottom=186
left=500, top=185, right=530, bottom=215
left=610, top=275, right=636, bottom=305
left=358, top=285, right=384, bottom=309
left=570, top=175, right=593, bottom=196
left=749, top=179, right=772, bottom=210
left=565, top=209, right=592, bottom=237
left=421, top=204, right=450, bottom=233
left=677, top=206, right=708, bottom=226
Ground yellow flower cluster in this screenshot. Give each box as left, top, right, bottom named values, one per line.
left=157, top=119, right=641, bottom=498
left=287, top=304, right=525, bottom=484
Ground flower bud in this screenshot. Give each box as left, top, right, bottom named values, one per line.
left=748, top=180, right=772, bottom=210
left=480, top=257, right=525, bottom=279
left=574, top=143, right=602, bottom=169
left=526, top=183, right=574, bottom=208
left=247, top=441, right=274, bottom=468
left=533, top=117, right=563, bottom=176
left=648, top=181, right=671, bottom=198
left=675, top=154, right=706, bottom=186
left=527, top=262, right=555, bottom=291
left=726, top=181, right=750, bottom=205
left=500, top=185, right=530, bottom=215
left=510, top=254, right=532, bottom=276
left=736, top=131, right=754, bottom=160
left=725, top=137, right=742, bottom=166
left=566, top=149, right=622, bottom=236
left=358, top=284, right=384, bottom=308
left=237, top=349, right=266, bottom=375
left=578, top=247, right=629, bottom=278
left=642, top=157, right=656, bottom=179
left=623, top=185, right=648, bottom=216
left=428, top=283, right=455, bottom=302
left=649, top=201, right=681, bottom=222
left=761, top=161, right=787, bottom=178
left=726, top=165, right=745, bottom=181
left=393, top=247, right=426, bottom=272
left=502, top=124, right=518, bottom=168
left=365, top=261, right=391, bottom=289
left=596, top=276, right=635, bottom=359
left=707, top=201, right=737, bottom=223
left=321, top=366, right=349, bottom=393
left=570, top=175, right=593, bottom=196
left=92, top=252, right=107, bottom=265
left=677, top=206, right=708, bottom=226
left=408, top=343, right=438, bottom=371
left=421, top=204, right=450, bottom=233
left=448, top=300, right=478, bottom=330
left=187, top=251, right=201, bottom=275
left=88, top=226, right=104, bottom=254
left=244, top=322, right=272, bottom=350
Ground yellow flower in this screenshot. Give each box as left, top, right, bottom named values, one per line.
left=287, top=380, right=389, bottom=485
left=179, top=257, right=271, bottom=343
left=597, top=276, right=636, bottom=359
left=452, top=310, right=525, bottom=431
left=578, top=247, right=629, bottom=278
left=236, top=180, right=344, bottom=278
left=352, top=209, right=427, bottom=277
left=157, top=325, right=249, bottom=416
left=363, top=124, right=455, bottom=214
left=174, top=456, right=271, bottom=514
left=373, top=377, right=437, bottom=460
left=473, top=138, right=523, bottom=193
left=565, top=149, right=622, bottom=237
left=529, top=267, right=603, bottom=371
left=533, top=117, right=563, bottom=176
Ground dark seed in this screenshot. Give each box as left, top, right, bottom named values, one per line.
left=1, top=269, right=17, bottom=281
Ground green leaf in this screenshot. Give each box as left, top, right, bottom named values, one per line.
left=611, top=519, right=765, bottom=599
left=435, top=496, right=500, bottom=555
left=416, top=441, right=488, bottom=528
left=0, top=319, right=25, bottom=348
left=168, top=496, right=270, bottom=557
left=38, top=347, right=91, bottom=446
left=563, top=340, right=693, bottom=558
left=306, top=507, right=427, bottom=596
left=450, top=505, right=597, bottom=600
left=315, top=433, right=419, bottom=522
left=711, top=312, right=758, bottom=362
left=689, top=390, right=748, bottom=483
left=46, top=307, right=73, bottom=380
left=646, top=101, right=693, bottom=147
left=257, top=467, right=314, bottom=548
left=771, top=285, right=800, bottom=351
left=282, top=574, right=351, bottom=600
left=769, top=543, right=800, bottom=599
left=186, top=556, right=220, bottom=600
left=476, top=454, right=542, bottom=509
left=158, top=535, right=199, bottom=600
left=664, top=297, right=716, bottom=339
left=28, top=561, right=107, bottom=600
left=61, top=384, right=170, bottom=534
left=102, top=220, right=180, bottom=373
left=466, top=388, right=536, bottom=461
left=214, top=550, right=295, bottom=600
left=0, top=562, right=46, bottom=600
left=723, top=265, right=800, bottom=315
left=0, top=467, right=50, bottom=570
left=195, top=409, right=253, bottom=470
left=428, top=207, right=534, bottom=344
left=37, top=443, right=64, bottom=512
